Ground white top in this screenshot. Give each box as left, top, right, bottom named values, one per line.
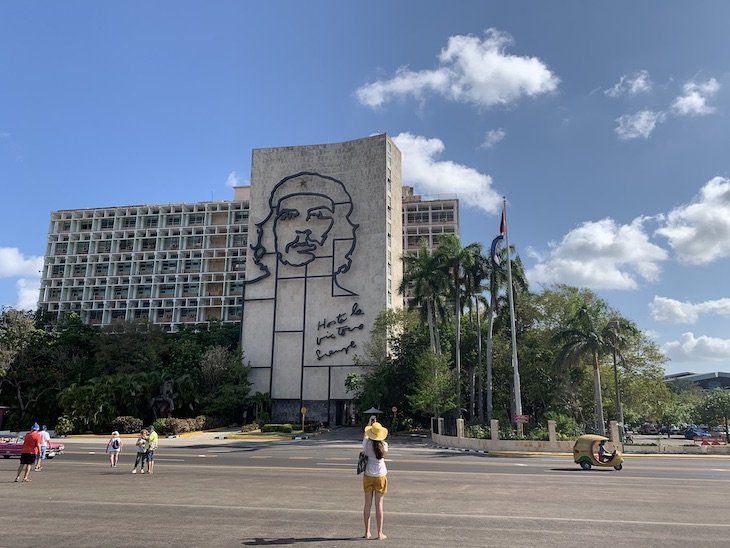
left=362, top=438, right=388, bottom=477
left=39, top=430, right=51, bottom=448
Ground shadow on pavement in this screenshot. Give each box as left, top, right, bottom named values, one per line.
left=242, top=537, right=361, bottom=545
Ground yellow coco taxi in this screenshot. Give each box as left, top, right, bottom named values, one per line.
left=573, top=434, right=624, bottom=470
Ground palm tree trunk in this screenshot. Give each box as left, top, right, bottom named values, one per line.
left=485, top=304, right=495, bottom=423
left=593, top=351, right=606, bottom=436
left=454, top=270, right=461, bottom=416
left=476, top=298, right=484, bottom=424
left=426, top=298, right=436, bottom=353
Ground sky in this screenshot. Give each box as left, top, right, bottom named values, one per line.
left=1, top=1, right=729, bottom=376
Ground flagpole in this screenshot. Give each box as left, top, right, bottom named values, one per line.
left=502, top=197, right=523, bottom=432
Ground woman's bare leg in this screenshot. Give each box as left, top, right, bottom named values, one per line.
left=363, top=490, right=374, bottom=539
left=374, top=491, right=386, bottom=540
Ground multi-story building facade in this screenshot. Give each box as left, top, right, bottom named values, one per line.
left=38, top=188, right=251, bottom=330
left=402, top=185, right=459, bottom=255
left=242, top=134, right=403, bottom=424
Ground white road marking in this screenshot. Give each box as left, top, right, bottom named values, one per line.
left=316, top=462, right=352, bottom=466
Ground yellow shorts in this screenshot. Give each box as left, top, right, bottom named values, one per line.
left=363, top=474, right=388, bottom=494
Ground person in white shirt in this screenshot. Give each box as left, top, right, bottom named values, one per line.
left=362, top=421, right=389, bottom=541
left=35, top=425, right=51, bottom=471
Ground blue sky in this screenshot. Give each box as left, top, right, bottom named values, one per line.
left=2, top=1, right=729, bottom=375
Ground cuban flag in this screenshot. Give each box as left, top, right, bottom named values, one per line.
left=490, top=206, right=507, bottom=266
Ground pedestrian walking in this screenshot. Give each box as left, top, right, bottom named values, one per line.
left=131, top=428, right=148, bottom=474
left=35, top=425, right=51, bottom=471
left=106, top=431, right=122, bottom=467
left=15, top=423, right=42, bottom=483
left=145, top=424, right=158, bottom=474
left=362, top=421, right=389, bottom=541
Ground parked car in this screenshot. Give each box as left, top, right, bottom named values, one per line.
left=0, top=434, right=65, bottom=459
left=639, top=423, right=659, bottom=435
left=669, top=425, right=681, bottom=435
left=684, top=428, right=711, bottom=440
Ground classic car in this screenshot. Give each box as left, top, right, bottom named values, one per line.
left=0, top=434, right=65, bottom=459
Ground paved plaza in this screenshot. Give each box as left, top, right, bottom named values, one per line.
left=2, top=428, right=729, bottom=547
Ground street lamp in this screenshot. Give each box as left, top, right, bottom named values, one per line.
left=608, top=320, right=625, bottom=434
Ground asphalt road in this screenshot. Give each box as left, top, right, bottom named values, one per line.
left=2, top=428, right=729, bottom=547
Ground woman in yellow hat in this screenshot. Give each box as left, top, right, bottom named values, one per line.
left=362, top=421, right=389, bottom=540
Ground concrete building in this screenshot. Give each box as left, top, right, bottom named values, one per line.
left=37, top=134, right=446, bottom=424
left=402, top=185, right=459, bottom=255
left=38, top=192, right=250, bottom=330
left=664, top=371, right=730, bottom=390
left=242, top=134, right=403, bottom=424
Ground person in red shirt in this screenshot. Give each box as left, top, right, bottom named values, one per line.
left=15, top=423, right=42, bottom=483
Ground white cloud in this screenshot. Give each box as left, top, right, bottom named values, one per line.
left=650, top=296, right=730, bottom=324
left=479, top=128, right=506, bottom=149
left=615, top=110, right=666, bottom=140
left=225, top=171, right=244, bottom=188
left=605, top=70, right=652, bottom=98
left=393, top=132, right=501, bottom=213
left=527, top=217, right=668, bottom=290
left=655, top=177, right=730, bottom=264
left=671, top=78, right=720, bottom=116
left=664, top=332, right=730, bottom=362
left=0, top=247, right=43, bottom=278
left=356, top=28, right=559, bottom=109
left=15, top=278, right=39, bottom=311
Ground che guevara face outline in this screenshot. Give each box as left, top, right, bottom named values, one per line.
left=273, top=193, right=335, bottom=267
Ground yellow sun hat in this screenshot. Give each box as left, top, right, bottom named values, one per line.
left=365, top=422, right=388, bottom=441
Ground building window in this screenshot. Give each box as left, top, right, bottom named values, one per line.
left=163, top=238, right=180, bottom=250
left=167, top=215, right=181, bottom=227
left=77, top=242, right=89, bottom=254
left=161, top=260, right=177, bottom=273
left=97, top=241, right=112, bottom=253
left=188, top=213, right=204, bottom=226
left=55, top=243, right=68, bottom=255
left=144, top=216, right=159, bottom=228
left=432, top=210, right=454, bottom=223
left=118, top=239, right=133, bottom=251
left=94, top=264, right=109, bottom=276
left=80, top=220, right=92, bottom=231
left=232, top=234, right=248, bottom=247
left=100, top=218, right=114, bottom=229
left=72, top=264, right=86, bottom=277
left=122, top=217, right=136, bottom=228
left=159, top=285, right=175, bottom=297
left=60, top=221, right=72, bottom=232
left=51, top=265, right=64, bottom=277
left=186, top=236, right=203, bottom=249
left=183, top=260, right=201, bottom=272
left=234, top=211, right=249, bottom=224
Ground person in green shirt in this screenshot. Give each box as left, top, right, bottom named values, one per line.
left=146, top=425, right=159, bottom=475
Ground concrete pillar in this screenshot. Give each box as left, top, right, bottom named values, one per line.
left=456, top=418, right=465, bottom=438
left=437, top=417, right=444, bottom=436
left=609, top=420, right=620, bottom=446
left=490, top=419, right=500, bottom=440
left=548, top=420, right=557, bottom=442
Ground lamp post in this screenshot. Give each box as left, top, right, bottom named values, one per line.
left=608, top=320, right=624, bottom=433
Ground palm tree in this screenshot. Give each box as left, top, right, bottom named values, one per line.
left=434, top=235, right=480, bottom=416
left=552, top=304, right=612, bottom=436
left=462, top=244, right=489, bottom=421
left=398, top=240, right=448, bottom=354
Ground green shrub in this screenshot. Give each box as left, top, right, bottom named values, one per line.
left=110, top=416, right=143, bottom=434
left=261, top=423, right=293, bottom=433
left=465, top=424, right=491, bottom=439
left=303, top=420, right=324, bottom=433
left=153, top=418, right=169, bottom=435
left=55, top=415, right=75, bottom=436
left=527, top=426, right=550, bottom=441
